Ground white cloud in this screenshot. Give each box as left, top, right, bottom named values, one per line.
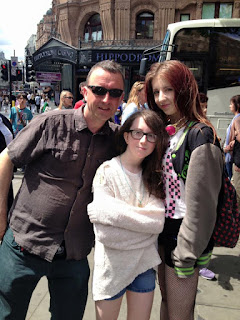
left=0, top=0, right=52, bottom=61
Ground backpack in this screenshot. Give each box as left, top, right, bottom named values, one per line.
left=214, top=168, right=239, bottom=247
left=172, top=122, right=240, bottom=248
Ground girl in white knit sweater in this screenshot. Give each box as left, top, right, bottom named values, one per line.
left=88, top=109, right=168, bottom=320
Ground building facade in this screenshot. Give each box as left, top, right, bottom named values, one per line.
left=34, top=0, right=240, bottom=99
left=37, top=0, right=240, bottom=49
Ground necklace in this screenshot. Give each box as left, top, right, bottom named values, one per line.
left=165, top=118, right=187, bottom=136
left=119, top=156, right=145, bottom=207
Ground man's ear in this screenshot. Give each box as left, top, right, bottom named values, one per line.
left=82, top=86, right=88, bottom=102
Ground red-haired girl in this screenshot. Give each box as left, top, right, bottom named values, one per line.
left=145, top=60, right=223, bottom=320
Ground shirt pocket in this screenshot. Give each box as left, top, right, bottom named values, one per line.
left=51, top=147, right=79, bottom=162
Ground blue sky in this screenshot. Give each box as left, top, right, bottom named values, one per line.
left=0, top=0, right=52, bottom=61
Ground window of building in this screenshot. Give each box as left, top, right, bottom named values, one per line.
left=219, top=3, right=233, bottom=18
left=180, top=14, right=190, bottom=21
left=136, top=12, right=154, bottom=39
left=202, top=3, right=233, bottom=19
left=84, top=14, right=102, bottom=42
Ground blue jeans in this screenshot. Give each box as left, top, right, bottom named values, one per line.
left=0, top=228, right=90, bottom=320
left=226, top=161, right=233, bottom=180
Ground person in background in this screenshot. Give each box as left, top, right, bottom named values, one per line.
left=114, top=100, right=127, bottom=124
left=145, top=60, right=223, bottom=320
left=223, top=95, right=240, bottom=180
left=199, top=92, right=208, bottom=116
left=74, top=82, right=86, bottom=109
left=9, top=93, right=33, bottom=137
left=121, top=81, right=148, bottom=125
left=0, top=60, right=124, bottom=320
left=35, top=93, right=41, bottom=113
left=57, top=90, right=74, bottom=110
left=88, top=109, right=168, bottom=320
left=27, top=92, right=31, bottom=106
left=10, top=94, right=16, bottom=108
left=40, top=94, right=45, bottom=109
left=121, top=99, right=127, bottom=110
left=29, top=93, right=36, bottom=114
left=224, top=95, right=240, bottom=208
left=114, top=104, right=122, bottom=124
left=40, top=96, right=51, bottom=113
left=2, top=95, right=10, bottom=113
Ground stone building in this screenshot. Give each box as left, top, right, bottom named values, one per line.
left=37, top=0, right=240, bottom=49
left=34, top=0, right=240, bottom=99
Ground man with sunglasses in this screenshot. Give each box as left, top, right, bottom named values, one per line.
left=0, top=60, right=124, bottom=319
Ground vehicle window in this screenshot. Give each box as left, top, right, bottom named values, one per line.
left=209, top=27, right=240, bottom=89
left=174, top=28, right=211, bottom=54
left=172, top=27, right=240, bottom=91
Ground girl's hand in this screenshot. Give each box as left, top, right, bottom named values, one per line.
left=224, top=145, right=230, bottom=153
left=228, top=140, right=235, bottom=150
left=234, top=164, right=240, bottom=172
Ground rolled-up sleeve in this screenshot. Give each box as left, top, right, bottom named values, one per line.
left=7, top=114, right=48, bottom=167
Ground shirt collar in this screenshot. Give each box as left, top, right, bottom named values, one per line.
left=73, top=106, right=117, bottom=135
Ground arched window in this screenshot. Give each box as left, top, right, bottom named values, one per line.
left=84, top=14, right=102, bottom=42
left=136, top=12, right=154, bottom=39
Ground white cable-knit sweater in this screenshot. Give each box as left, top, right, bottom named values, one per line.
left=87, top=156, right=165, bottom=301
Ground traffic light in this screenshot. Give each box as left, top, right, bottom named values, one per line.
left=26, top=56, right=36, bottom=82
left=1, top=63, right=8, bottom=81
left=16, top=69, right=23, bottom=81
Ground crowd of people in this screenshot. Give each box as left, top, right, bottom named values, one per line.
left=0, top=59, right=239, bottom=320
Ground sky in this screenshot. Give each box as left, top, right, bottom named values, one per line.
left=0, top=0, right=53, bottom=62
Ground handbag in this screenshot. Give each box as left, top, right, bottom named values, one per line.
left=16, top=107, right=26, bottom=127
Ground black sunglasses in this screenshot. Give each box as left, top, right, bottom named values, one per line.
left=87, top=85, right=123, bottom=98
left=64, top=96, right=73, bottom=99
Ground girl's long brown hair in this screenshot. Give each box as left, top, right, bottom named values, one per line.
left=116, top=109, right=168, bottom=199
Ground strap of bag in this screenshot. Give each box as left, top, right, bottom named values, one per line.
left=16, top=107, right=26, bottom=127
left=174, top=121, right=196, bottom=152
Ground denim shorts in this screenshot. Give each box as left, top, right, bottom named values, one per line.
left=105, top=268, right=156, bottom=301
left=158, top=218, right=214, bottom=268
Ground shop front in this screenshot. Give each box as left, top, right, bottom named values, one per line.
left=32, top=38, right=78, bottom=104
left=33, top=38, right=160, bottom=103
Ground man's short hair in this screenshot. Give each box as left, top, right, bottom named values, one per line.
left=79, top=81, right=86, bottom=91
left=86, top=60, right=124, bottom=86
left=17, top=93, right=27, bottom=100
left=199, top=92, right=208, bottom=103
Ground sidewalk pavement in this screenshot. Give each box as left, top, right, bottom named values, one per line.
left=11, top=172, right=240, bottom=320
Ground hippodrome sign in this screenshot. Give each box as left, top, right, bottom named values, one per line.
left=79, top=50, right=160, bottom=65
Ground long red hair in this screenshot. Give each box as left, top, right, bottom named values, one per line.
left=145, top=60, right=216, bottom=137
